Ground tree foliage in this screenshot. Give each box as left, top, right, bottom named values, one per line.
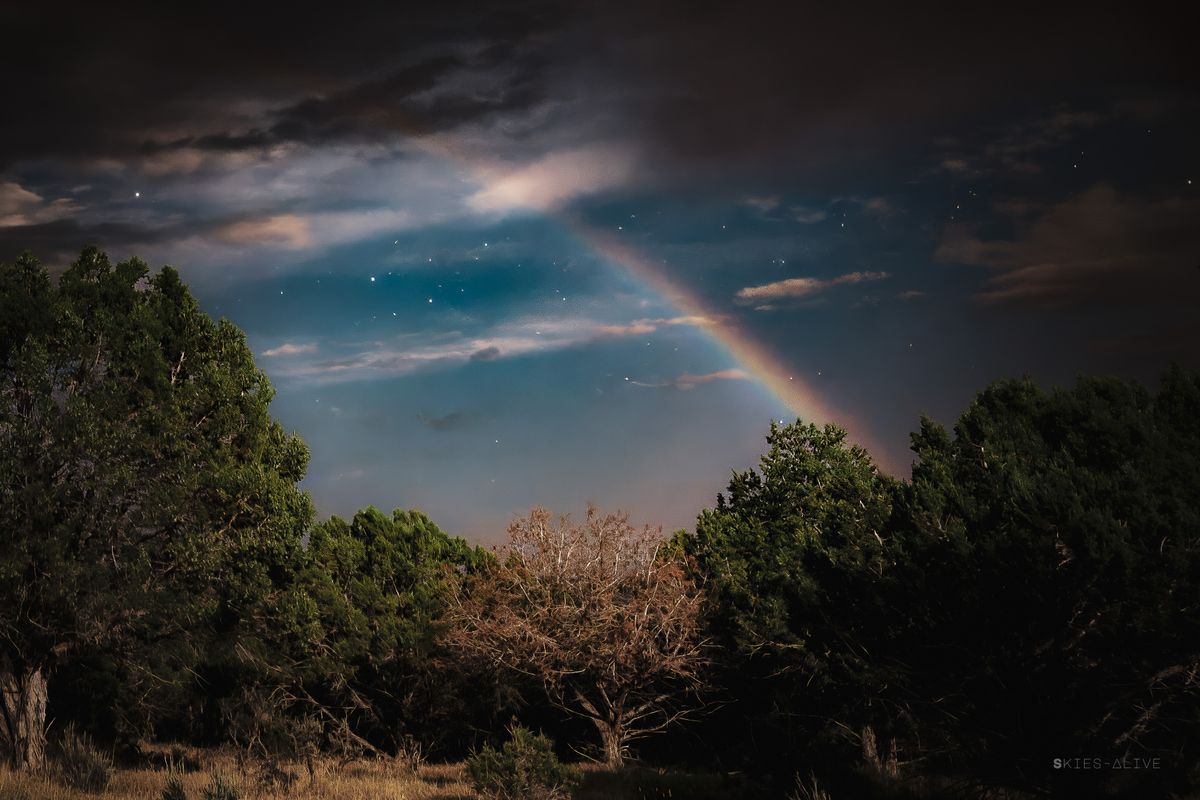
left=4, top=246, right=1198, bottom=796
left=681, top=421, right=906, bottom=774
left=203, top=504, right=494, bottom=767
left=681, top=373, right=1200, bottom=796
left=466, top=724, right=581, bottom=800
left=899, top=372, right=1200, bottom=794
left=272, top=507, right=489, bottom=757
left=0, top=248, right=312, bottom=769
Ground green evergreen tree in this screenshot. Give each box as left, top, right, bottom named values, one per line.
left=902, top=372, right=1200, bottom=793
left=680, top=421, right=907, bottom=772
left=0, top=248, right=313, bottom=769
left=232, top=507, right=491, bottom=758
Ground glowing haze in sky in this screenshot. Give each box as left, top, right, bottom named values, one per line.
left=0, top=3, right=1195, bottom=540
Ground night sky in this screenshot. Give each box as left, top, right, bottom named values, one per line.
left=1, top=3, right=1196, bottom=541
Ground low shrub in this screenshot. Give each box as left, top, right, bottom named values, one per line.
left=790, top=772, right=832, bottom=800
left=56, top=724, right=113, bottom=793
left=467, top=724, right=581, bottom=800
left=161, top=767, right=189, bottom=800
left=201, top=769, right=241, bottom=800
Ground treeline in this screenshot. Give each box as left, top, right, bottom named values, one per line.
left=1, top=249, right=1197, bottom=798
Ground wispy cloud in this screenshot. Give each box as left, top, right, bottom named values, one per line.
left=0, top=181, right=79, bottom=227
left=261, top=342, right=317, bottom=357
left=215, top=214, right=311, bottom=248
left=597, top=315, right=717, bottom=336
left=469, top=345, right=501, bottom=362
left=735, top=271, right=890, bottom=309
left=265, top=312, right=714, bottom=385
left=791, top=206, right=827, bottom=223
left=467, top=145, right=638, bottom=213
left=632, top=368, right=749, bottom=390
left=863, top=197, right=893, bottom=217
left=419, top=411, right=474, bottom=431
left=741, top=195, right=781, bottom=213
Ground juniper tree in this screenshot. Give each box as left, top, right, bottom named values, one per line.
left=0, top=248, right=312, bottom=769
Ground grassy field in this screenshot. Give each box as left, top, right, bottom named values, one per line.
left=0, top=758, right=468, bottom=800
left=0, top=747, right=754, bottom=800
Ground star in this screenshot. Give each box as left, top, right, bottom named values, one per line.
left=370, top=276, right=376, bottom=282
left=134, top=191, right=140, bottom=198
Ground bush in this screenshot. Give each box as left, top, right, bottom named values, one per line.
left=56, top=725, right=113, bottom=793
left=201, top=770, right=241, bottom=800
left=467, top=724, right=581, bottom=800
left=161, top=767, right=188, bottom=800
left=790, top=772, right=832, bottom=800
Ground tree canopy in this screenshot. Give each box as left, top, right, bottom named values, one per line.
left=679, top=372, right=1200, bottom=796
left=446, top=507, right=708, bottom=768
left=681, top=421, right=908, bottom=775
left=900, top=372, right=1200, bottom=794
left=0, top=248, right=312, bottom=769
left=3, top=247, right=1197, bottom=797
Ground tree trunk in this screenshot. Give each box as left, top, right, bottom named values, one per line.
left=0, top=666, right=48, bottom=771
left=861, top=723, right=880, bottom=772
left=593, top=718, right=624, bottom=769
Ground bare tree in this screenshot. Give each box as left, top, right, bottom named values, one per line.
left=445, top=506, right=708, bottom=768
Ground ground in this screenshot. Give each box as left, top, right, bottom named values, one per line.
left=0, top=746, right=750, bottom=800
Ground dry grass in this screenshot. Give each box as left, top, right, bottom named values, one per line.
left=0, top=746, right=748, bottom=800
left=0, top=749, right=476, bottom=800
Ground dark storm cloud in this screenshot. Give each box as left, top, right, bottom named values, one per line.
left=556, top=3, right=1193, bottom=188
left=142, top=53, right=547, bottom=154
left=936, top=185, right=1200, bottom=308
left=935, top=111, right=1104, bottom=177
left=0, top=0, right=566, bottom=167
left=0, top=216, right=181, bottom=267
left=2, top=1, right=1189, bottom=185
